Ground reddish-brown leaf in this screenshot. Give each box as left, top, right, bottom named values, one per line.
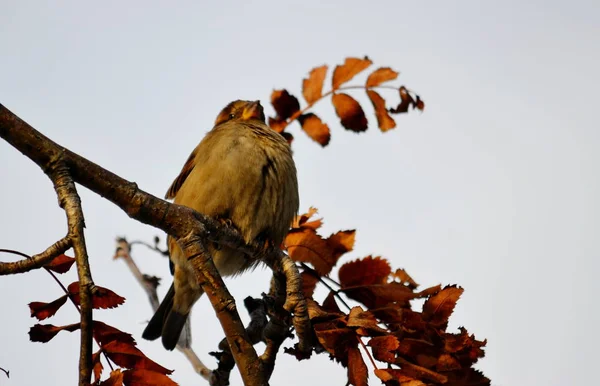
left=298, top=113, right=331, bottom=146
left=415, top=95, right=425, bottom=111
left=366, top=67, right=399, bottom=88
left=93, top=321, right=136, bottom=345
left=331, top=93, right=368, bottom=132
left=99, top=369, right=124, bottom=386
left=327, top=230, right=356, bottom=262
left=322, top=291, right=342, bottom=314
left=347, top=346, right=368, bottom=386
left=300, top=271, right=319, bottom=299
left=68, top=282, right=126, bottom=310
left=123, top=369, right=178, bottom=386
left=422, top=285, right=464, bottom=327
left=396, top=358, right=448, bottom=384
left=374, top=369, right=418, bottom=384
left=93, top=349, right=104, bottom=383
left=367, top=90, right=396, bottom=132
left=392, top=268, right=419, bottom=289
left=271, top=89, right=300, bottom=120
left=291, top=207, right=322, bottom=230
left=29, top=323, right=80, bottom=343
left=103, top=341, right=173, bottom=375
left=368, top=335, right=399, bottom=363
left=268, top=117, right=287, bottom=133
left=28, top=295, right=68, bottom=320
left=44, top=254, right=76, bottom=274
left=281, top=131, right=294, bottom=144
left=302, top=65, right=328, bottom=104
left=341, top=282, right=416, bottom=309
left=390, top=86, right=421, bottom=114
left=306, top=299, right=344, bottom=322
left=436, top=353, right=461, bottom=372
left=313, top=326, right=357, bottom=364
left=339, top=256, right=391, bottom=288
left=332, top=57, right=373, bottom=90
left=347, top=306, right=387, bottom=336
left=286, top=228, right=336, bottom=276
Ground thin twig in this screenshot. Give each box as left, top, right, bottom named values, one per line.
left=0, top=367, right=8, bottom=378
left=0, top=237, right=72, bottom=275
left=299, top=263, right=352, bottom=311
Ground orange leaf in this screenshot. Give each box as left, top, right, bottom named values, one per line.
left=302, top=65, right=328, bottom=104
left=374, top=368, right=419, bottom=384
left=332, top=93, right=368, bottom=132
left=322, top=291, right=342, bottom=314
left=422, top=285, right=463, bottom=327
left=44, top=254, right=76, bottom=274
left=28, top=295, right=68, bottom=320
left=99, top=369, right=124, bottom=386
left=392, top=268, right=419, bottom=289
left=102, top=341, right=173, bottom=374
left=327, top=230, right=356, bottom=262
left=436, top=353, right=461, bottom=372
left=300, top=271, right=319, bottom=299
left=93, top=321, right=136, bottom=345
left=347, top=346, right=368, bottom=386
left=339, top=256, right=391, bottom=288
left=29, top=323, right=80, bottom=343
left=93, top=350, right=104, bottom=383
left=415, top=95, right=425, bottom=111
left=313, top=326, right=356, bottom=364
left=366, top=67, right=399, bottom=88
left=332, top=57, right=373, bottom=90
left=298, top=113, right=331, bottom=146
left=367, top=90, right=396, bottom=132
left=396, top=357, right=448, bottom=384
left=123, top=369, right=178, bottom=386
left=390, top=86, right=424, bottom=114
left=271, top=89, right=300, bottom=120
left=368, top=335, right=399, bottom=363
left=341, top=282, right=417, bottom=309
left=347, top=306, right=387, bottom=336
left=305, top=299, right=343, bottom=322
left=286, top=228, right=336, bottom=276
left=268, top=117, right=287, bottom=133
left=68, top=282, right=126, bottom=309
left=291, top=207, right=322, bottom=230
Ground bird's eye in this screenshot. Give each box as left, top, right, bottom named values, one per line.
left=228, top=113, right=235, bottom=119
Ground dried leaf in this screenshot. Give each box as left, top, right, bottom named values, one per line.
left=303, top=65, right=328, bottom=104
left=339, top=256, right=391, bottom=288
left=29, top=323, right=80, bottom=343
left=305, top=299, right=343, bottom=322
left=322, top=291, right=342, bottom=314
left=313, top=326, right=356, bottom=364
left=332, top=57, right=373, bottom=89
left=102, top=341, right=173, bottom=375
left=291, top=207, right=322, bottom=230
left=368, top=336, right=399, bottom=363
left=389, top=86, right=423, bottom=114
left=300, top=271, right=319, bottom=299
left=436, top=353, right=461, bottom=372
left=341, top=282, right=417, bottom=309
left=286, top=229, right=336, bottom=276
left=93, top=321, right=136, bottom=345
left=347, top=346, right=368, bottom=386
left=415, top=96, right=425, bottom=111
left=374, top=369, right=418, bottom=384
left=392, top=268, right=419, bottom=289
left=366, top=67, right=399, bottom=88
left=422, top=285, right=464, bottom=327
left=123, top=369, right=178, bottom=386
left=298, top=113, right=331, bottom=146
left=99, top=369, right=124, bottom=386
left=367, top=90, right=396, bottom=132
left=347, top=306, right=387, bottom=336
left=68, top=282, right=126, bottom=310
left=268, top=117, right=287, bottom=133
left=331, top=93, right=368, bottom=132
left=327, top=230, right=356, bottom=262
left=271, top=89, right=300, bottom=120
left=396, top=357, right=448, bottom=384
left=93, top=350, right=104, bottom=383
left=44, top=254, right=76, bottom=274
left=28, top=295, right=68, bottom=320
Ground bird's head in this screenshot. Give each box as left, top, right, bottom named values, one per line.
left=214, top=100, right=266, bottom=126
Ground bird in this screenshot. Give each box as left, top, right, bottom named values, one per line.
left=141, top=100, right=299, bottom=351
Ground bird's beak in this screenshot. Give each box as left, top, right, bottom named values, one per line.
left=242, top=101, right=264, bottom=121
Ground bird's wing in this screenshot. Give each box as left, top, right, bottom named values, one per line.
left=165, top=147, right=198, bottom=199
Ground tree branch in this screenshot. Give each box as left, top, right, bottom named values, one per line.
left=0, top=236, right=71, bottom=275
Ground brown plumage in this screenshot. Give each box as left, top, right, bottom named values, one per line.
left=142, top=100, right=299, bottom=350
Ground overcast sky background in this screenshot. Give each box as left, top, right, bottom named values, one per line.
left=1, top=1, right=599, bottom=385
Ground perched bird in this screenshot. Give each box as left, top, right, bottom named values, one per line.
left=142, top=100, right=299, bottom=350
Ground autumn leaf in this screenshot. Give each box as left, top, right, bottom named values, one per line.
left=415, top=95, right=425, bottom=111
left=339, top=256, right=391, bottom=288
left=99, top=369, right=124, bottom=386
left=322, top=291, right=342, bottom=314
left=392, top=268, right=419, bottom=289
left=28, top=295, right=68, bottom=320
left=390, top=86, right=424, bottom=114
left=123, top=369, right=178, bottom=386
left=268, top=117, right=287, bottom=133
left=366, top=67, right=399, bottom=88
left=422, top=285, right=464, bottom=327
left=29, top=323, right=80, bottom=343
left=298, top=113, right=330, bottom=146
left=341, top=282, right=417, bottom=309
left=368, top=335, right=399, bottom=363
left=291, top=207, right=322, bottom=230
left=271, top=89, right=300, bottom=120
left=303, top=65, right=328, bottom=104
left=367, top=90, right=396, bottom=131
left=396, top=357, right=448, bottom=384
left=300, top=271, right=319, bottom=299
left=347, top=346, right=368, bottom=386
left=332, top=57, right=373, bottom=90
left=331, top=93, right=368, bottom=132
left=93, top=350, right=104, bottom=383
left=327, top=230, right=356, bottom=262
left=305, top=299, right=343, bottom=323
left=347, top=307, right=387, bottom=336
left=44, top=254, right=76, bottom=274
left=374, top=368, right=419, bottom=384
left=102, top=340, right=173, bottom=374
left=436, top=353, right=461, bottom=372
left=68, top=282, right=126, bottom=309
left=313, top=325, right=357, bottom=364
left=286, top=229, right=336, bottom=276
left=93, top=321, right=136, bottom=345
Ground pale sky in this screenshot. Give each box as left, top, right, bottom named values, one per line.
left=1, top=1, right=599, bottom=385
